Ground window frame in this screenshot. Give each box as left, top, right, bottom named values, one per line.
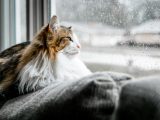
left=0, top=0, right=52, bottom=50
left=26, top=0, right=51, bottom=41
left=0, top=0, right=16, bottom=50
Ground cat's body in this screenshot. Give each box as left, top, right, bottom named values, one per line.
left=0, top=16, right=91, bottom=97
left=0, top=42, right=30, bottom=92
left=18, top=41, right=91, bottom=93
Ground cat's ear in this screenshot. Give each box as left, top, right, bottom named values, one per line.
left=49, top=15, right=59, bottom=31
left=68, top=26, right=72, bottom=30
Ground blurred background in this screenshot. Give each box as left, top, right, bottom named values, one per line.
left=0, top=0, right=160, bottom=77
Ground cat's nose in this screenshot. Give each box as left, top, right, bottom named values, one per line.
left=77, top=45, right=81, bottom=48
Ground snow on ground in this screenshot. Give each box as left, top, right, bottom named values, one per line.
left=80, top=51, right=160, bottom=71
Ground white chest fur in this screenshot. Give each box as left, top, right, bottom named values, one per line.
left=18, top=52, right=91, bottom=93
left=55, top=53, right=91, bottom=81
left=18, top=53, right=56, bottom=93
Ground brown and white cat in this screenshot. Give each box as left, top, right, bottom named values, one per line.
left=0, top=16, right=91, bottom=95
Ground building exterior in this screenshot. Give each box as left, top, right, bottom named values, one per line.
left=130, top=19, right=160, bottom=45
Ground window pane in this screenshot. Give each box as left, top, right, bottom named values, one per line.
left=0, top=0, right=27, bottom=50
left=16, top=0, right=27, bottom=43
left=0, top=0, right=12, bottom=50
left=53, top=0, right=160, bottom=77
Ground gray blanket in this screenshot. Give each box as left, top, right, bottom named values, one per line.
left=0, top=72, right=133, bottom=120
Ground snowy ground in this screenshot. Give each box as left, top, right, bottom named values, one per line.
left=80, top=46, right=160, bottom=77
left=81, top=51, right=160, bottom=71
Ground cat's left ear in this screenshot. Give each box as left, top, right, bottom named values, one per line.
left=68, top=26, right=72, bottom=30
left=48, top=15, right=59, bottom=31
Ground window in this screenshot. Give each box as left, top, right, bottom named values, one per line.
left=0, top=0, right=26, bottom=50
left=54, top=0, right=160, bottom=77
left=0, top=0, right=160, bottom=77
left=16, top=0, right=27, bottom=44
left=0, top=0, right=50, bottom=50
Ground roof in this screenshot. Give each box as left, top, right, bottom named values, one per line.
left=131, top=19, right=160, bottom=34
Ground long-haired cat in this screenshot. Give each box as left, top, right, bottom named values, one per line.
left=0, top=16, right=91, bottom=97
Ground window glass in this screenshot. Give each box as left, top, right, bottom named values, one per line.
left=0, top=0, right=26, bottom=50
left=15, top=0, right=27, bottom=43
left=0, top=0, right=13, bottom=50
left=54, top=0, right=160, bottom=77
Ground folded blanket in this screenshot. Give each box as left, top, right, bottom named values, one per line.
left=115, top=75, right=160, bottom=120
left=0, top=72, right=133, bottom=120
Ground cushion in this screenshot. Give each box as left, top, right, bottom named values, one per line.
left=0, top=72, right=133, bottom=120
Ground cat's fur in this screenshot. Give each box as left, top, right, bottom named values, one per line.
left=0, top=16, right=91, bottom=95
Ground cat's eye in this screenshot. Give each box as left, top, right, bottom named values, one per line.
left=60, top=37, right=73, bottom=42
left=66, top=37, right=73, bottom=42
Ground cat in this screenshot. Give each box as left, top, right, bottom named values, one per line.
left=0, top=15, right=91, bottom=96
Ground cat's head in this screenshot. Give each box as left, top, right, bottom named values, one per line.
left=34, top=16, right=81, bottom=58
